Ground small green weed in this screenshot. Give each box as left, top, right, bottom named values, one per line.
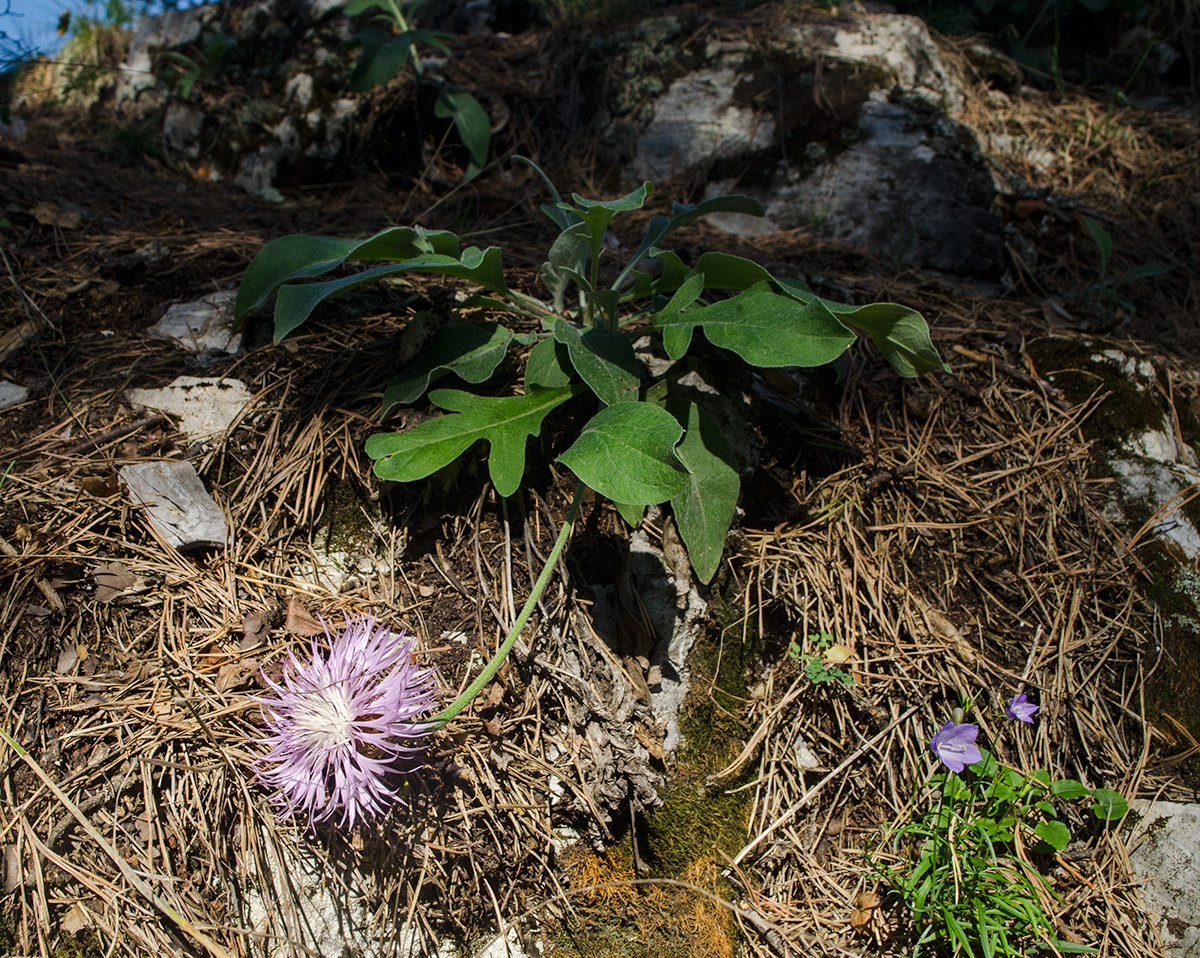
left=786, top=632, right=855, bottom=686
left=1081, top=216, right=1171, bottom=327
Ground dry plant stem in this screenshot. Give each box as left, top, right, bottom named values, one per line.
left=0, top=727, right=232, bottom=958
left=428, top=481, right=586, bottom=729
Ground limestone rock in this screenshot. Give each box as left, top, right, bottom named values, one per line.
left=1129, top=800, right=1200, bottom=958
left=147, top=290, right=242, bottom=356
left=127, top=375, right=253, bottom=441
left=119, top=459, right=228, bottom=550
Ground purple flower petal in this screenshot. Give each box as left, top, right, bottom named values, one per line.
left=254, top=614, right=438, bottom=828
left=1005, top=692, right=1039, bottom=724
left=930, top=720, right=982, bottom=773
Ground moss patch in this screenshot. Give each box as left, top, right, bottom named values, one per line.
left=1026, top=337, right=1166, bottom=451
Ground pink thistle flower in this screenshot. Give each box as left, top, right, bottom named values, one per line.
left=255, top=614, right=438, bottom=829
left=930, top=720, right=982, bottom=773
left=1005, top=692, right=1039, bottom=724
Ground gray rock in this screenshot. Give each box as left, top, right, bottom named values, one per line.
left=1129, top=800, right=1200, bottom=958
left=119, top=460, right=228, bottom=550
left=162, top=102, right=206, bottom=158
left=127, top=375, right=254, bottom=441
left=0, top=380, right=29, bottom=411
left=147, top=291, right=242, bottom=356
left=616, top=11, right=1003, bottom=275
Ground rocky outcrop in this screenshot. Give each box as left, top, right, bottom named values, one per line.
left=89, top=1, right=1003, bottom=274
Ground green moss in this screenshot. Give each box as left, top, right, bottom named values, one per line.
left=1026, top=338, right=1165, bottom=451
left=642, top=583, right=758, bottom=877
left=1140, top=552, right=1200, bottom=789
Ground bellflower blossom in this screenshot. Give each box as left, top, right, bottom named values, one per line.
left=255, top=614, right=438, bottom=828
left=1005, top=692, right=1039, bottom=724
left=930, top=720, right=982, bottom=773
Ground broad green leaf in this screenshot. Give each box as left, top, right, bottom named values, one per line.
left=1090, top=788, right=1128, bottom=821
left=553, top=319, right=639, bottom=406
left=1033, top=820, right=1071, bottom=852
left=235, top=225, right=459, bottom=322
left=367, top=385, right=580, bottom=497
left=1050, top=778, right=1091, bottom=800
left=614, top=501, right=645, bottom=527
left=381, top=322, right=514, bottom=417
left=693, top=251, right=774, bottom=290
left=558, top=402, right=688, bottom=505
left=832, top=302, right=949, bottom=378
left=271, top=247, right=510, bottom=342
left=655, top=281, right=855, bottom=366
left=350, top=30, right=455, bottom=92
left=655, top=272, right=705, bottom=324
left=542, top=222, right=591, bottom=312
left=435, top=87, right=490, bottom=168
left=524, top=337, right=574, bottom=390
left=667, top=401, right=740, bottom=584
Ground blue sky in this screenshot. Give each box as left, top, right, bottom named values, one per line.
left=3, top=0, right=73, bottom=57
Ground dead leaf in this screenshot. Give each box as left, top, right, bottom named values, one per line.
left=479, top=683, right=505, bottom=710
left=55, top=644, right=78, bottom=674
left=30, top=201, right=83, bottom=230
left=849, top=890, right=880, bottom=932
left=285, top=597, right=325, bottom=637
left=59, top=902, right=91, bottom=934
left=217, top=659, right=255, bottom=693
left=94, top=561, right=136, bottom=602
left=241, top=610, right=271, bottom=650
left=77, top=474, right=120, bottom=498
left=823, top=643, right=855, bottom=665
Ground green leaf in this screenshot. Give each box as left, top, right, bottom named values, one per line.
left=832, top=302, right=949, bottom=378
left=270, top=247, right=510, bottom=342
left=655, top=281, right=856, bottom=366
left=1084, top=217, right=1112, bottom=274
left=524, top=337, right=574, bottom=390
left=552, top=319, right=639, bottom=406
left=349, top=30, right=424, bottom=92
left=1051, top=778, right=1091, bottom=800
left=235, top=225, right=460, bottom=323
left=382, top=322, right=514, bottom=417
left=513, top=155, right=576, bottom=230
left=668, top=401, right=740, bottom=584
left=614, top=196, right=765, bottom=290
left=367, top=385, right=580, bottom=497
left=542, top=222, right=591, bottom=312
left=558, top=402, right=688, bottom=505
left=435, top=87, right=490, bottom=168
left=1033, top=819, right=1071, bottom=852
left=1110, top=261, right=1173, bottom=288
left=614, top=501, right=645, bottom=527
left=569, top=182, right=654, bottom=214
left=1090, top=788, right=1128, bottom=821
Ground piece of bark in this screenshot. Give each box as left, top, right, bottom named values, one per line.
left=119, top=460, right=228, bottom=550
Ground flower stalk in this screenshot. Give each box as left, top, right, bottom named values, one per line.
left=426, top=480, right=586, bottom=729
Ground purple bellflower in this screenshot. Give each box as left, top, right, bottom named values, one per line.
left=255, top=614, right=438, bottom=829
left=1005, top=692, right=1039, bottom=724
left=930, top=721, right=982, bottom=773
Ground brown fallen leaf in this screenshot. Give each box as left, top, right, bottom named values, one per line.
left=30, top=201, right=83, bottom=230
left=285, top=597, right=325, bottom=637
left=241, top=610, right=271, bottom=650
left=94, top=561, right=137, bottom=603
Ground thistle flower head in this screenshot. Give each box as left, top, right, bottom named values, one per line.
left=255, top=614, right=438, bottom=829
left=930, top=720, right=982, bottom=773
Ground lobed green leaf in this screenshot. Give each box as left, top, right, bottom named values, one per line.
left=367, top=385, right=580, bottom=497
left=552, top=318, right=639, bottom=406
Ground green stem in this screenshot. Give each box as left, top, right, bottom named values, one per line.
left=425, top=481, right=586, bottom=729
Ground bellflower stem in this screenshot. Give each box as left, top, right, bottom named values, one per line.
left=427, top=481, right=587, bottom=729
